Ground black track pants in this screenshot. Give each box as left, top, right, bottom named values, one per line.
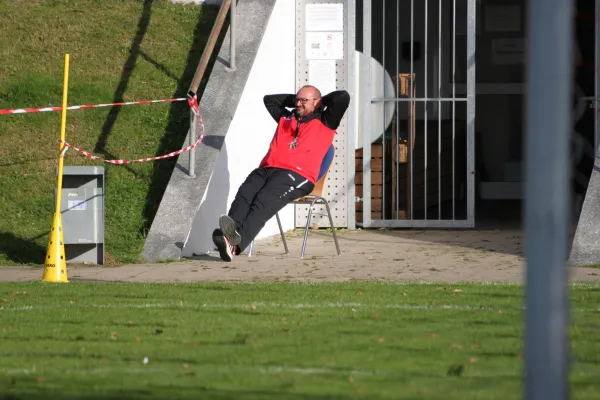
left=228, top=167, right=314, bottom=252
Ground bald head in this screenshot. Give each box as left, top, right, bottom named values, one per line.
left=295, top=85, right=322, bottom=118
left=299, top=85, right=321, bottom=98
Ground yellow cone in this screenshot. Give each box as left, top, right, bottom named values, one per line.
left=42, top=212, right=69, bottom=283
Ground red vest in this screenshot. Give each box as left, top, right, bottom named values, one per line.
left=259, top=116, right=335, bottom=183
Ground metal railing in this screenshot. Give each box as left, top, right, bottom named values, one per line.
left=187, top=0, right=236, bottom=178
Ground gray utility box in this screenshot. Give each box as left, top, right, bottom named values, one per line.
left=58, top=166, right=105, bottom=265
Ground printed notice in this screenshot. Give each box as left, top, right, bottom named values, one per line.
left=308, top=60, right=337, bottom=95
left=306, top=32, right=344, bottom=60
left=306, top=4, right=344, bottom=31
left=68, top=200, right=87, bottom=211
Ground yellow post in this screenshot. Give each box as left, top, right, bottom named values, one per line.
left=43, top=54, right=70, bottom=283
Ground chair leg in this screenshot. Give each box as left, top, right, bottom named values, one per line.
left=322, top=198, right=341, bottom=256
left=300, top=198, right=317, bottom=259
left=248, top=240, right=253, bottom=257
left=275, top=212, right=289, bottom=254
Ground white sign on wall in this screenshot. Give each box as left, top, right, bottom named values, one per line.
left=308, top=59, right=337, bottom=95
left=305, top=3, right=344, bottom=31
left=306, top=31, right=344, bottom=60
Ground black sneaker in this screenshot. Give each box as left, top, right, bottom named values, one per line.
left=219, top=215, right=242, bottom=245
left=212, top=228, right=234, bottom=262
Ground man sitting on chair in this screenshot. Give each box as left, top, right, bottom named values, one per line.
left=212, top=85, right=350, bottom=261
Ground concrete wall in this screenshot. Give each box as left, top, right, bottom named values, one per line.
left=142, top=0, right=277, bottom=262
left=181, top=0, right=296, bottom=257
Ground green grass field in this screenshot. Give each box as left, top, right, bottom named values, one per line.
left=0, top=0, right=219, bottom=266
left=1, top=281, right=599, bottom=399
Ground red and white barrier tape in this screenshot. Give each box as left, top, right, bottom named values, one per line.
left=60, top=96, right=204, bottom=165
left=0, top=97, right=188, bottom=115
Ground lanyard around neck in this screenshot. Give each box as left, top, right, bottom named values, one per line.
left=289, top=117, right=302, bottom=149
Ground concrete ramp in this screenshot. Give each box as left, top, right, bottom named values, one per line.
left=569, top=147, right=600, bottom=266
left=142, top=0, right=276, bottom=262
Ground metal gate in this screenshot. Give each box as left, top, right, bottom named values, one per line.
left=358, top=0, right=476, bottom=228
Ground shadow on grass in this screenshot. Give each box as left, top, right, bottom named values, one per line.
left=94, top=0, right=154, bottom=156
left=0, top=232, right=46, bottom=265
left=88, top=0, right=155, bottom=182
left=139, top=6, right=226, bottom=237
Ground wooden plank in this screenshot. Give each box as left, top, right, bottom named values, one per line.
left=356, top=211, right=384, bottom=222
left=355, top=143, right=384, bottom=158
left=356, top=198, right=382, bottom=212
left=355, top=172, right=383, bottom=185
left=355, top=184, right=383, bottom=198
left=355, top=157, right=383, bottom=172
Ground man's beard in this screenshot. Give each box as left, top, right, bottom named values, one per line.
left=296, top=108, right=310, bottom=118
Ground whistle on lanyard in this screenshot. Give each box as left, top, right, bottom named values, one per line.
left=289, top=115, right=301, bottom=150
